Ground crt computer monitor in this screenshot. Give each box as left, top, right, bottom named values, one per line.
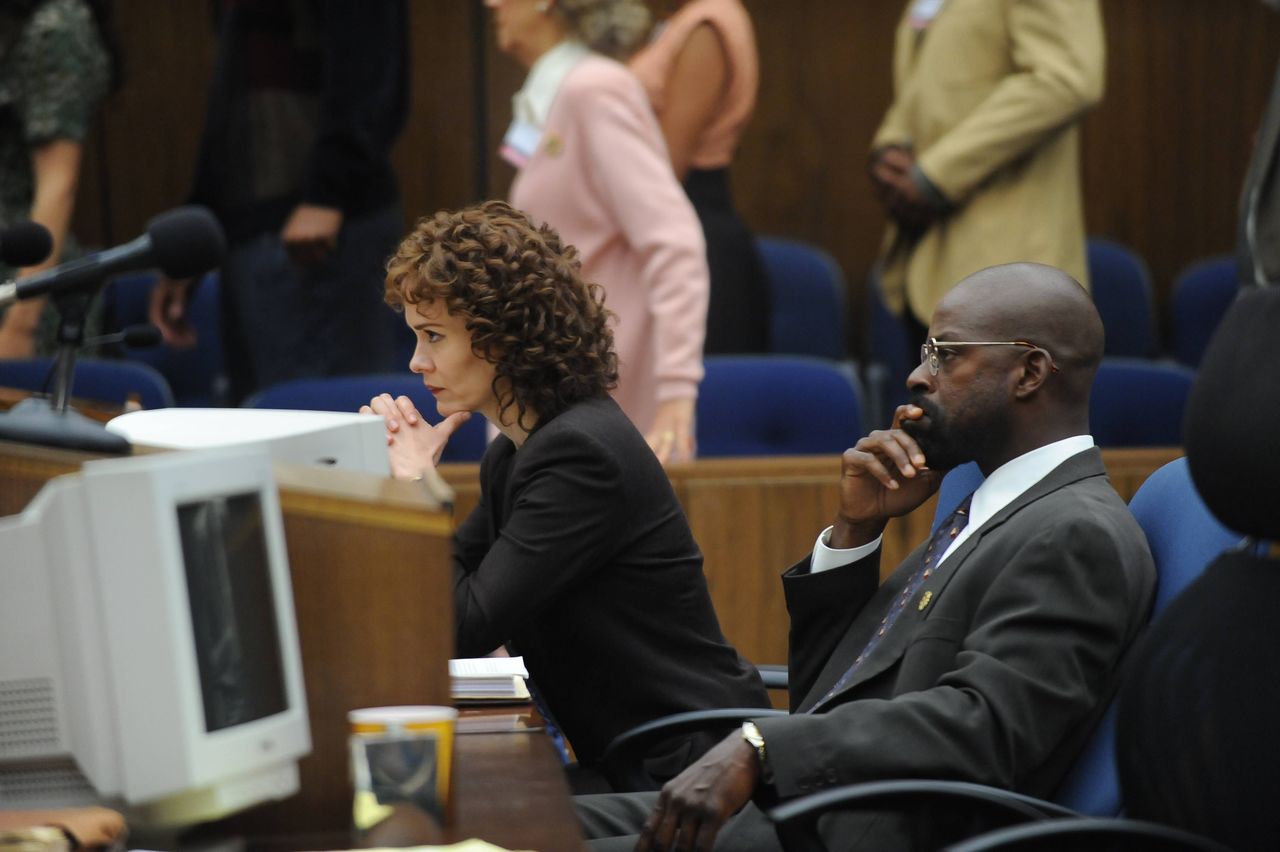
left=0, top=447, right=310, bottom=828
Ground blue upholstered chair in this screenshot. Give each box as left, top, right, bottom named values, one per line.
left=695, top=355, right=864, bottom=457
left=1087, top=238, right=1157, bottom=358
left=1169, top=256, right=1238, bottom=368
left=1088, top=358, right=1195, bottom=448
left=245, top=373, right=488, bottom=463
left=102, top=271, right=227, bottom=406
left=0, top=356, right=174, bottom=410
left=756, top=236, right=847, bottom=361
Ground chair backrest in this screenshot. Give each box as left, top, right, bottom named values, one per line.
left=1087, top=238, right=1157, bottom=358
left=1169, top=256, right=1238, bottom=368
left=756, top=236, right=847, bottom=361
left=246, top=373, right=488, bottom=463
left=695, top=356, right=863, bottom=456
left=0, top=357, right=175, bottom=410
left=103, top=271, right=227, bottom=406
left=1089, top=359, right=1195, bottom=447
left=1050, top=457, right=1241, bottom=816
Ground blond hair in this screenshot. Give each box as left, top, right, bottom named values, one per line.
left=556, top=0, right=652, bottom=59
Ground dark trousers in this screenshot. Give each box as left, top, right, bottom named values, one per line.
left=575, top=792, right=783, bottom=852
left=219, top=204, right=411, bottom=404
left=685, top=168, right=771, bottom=355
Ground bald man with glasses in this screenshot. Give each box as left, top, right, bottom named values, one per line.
left=578, top=262, right=1155, bottom=852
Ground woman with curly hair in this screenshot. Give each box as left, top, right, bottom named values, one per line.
left=362, top=201, right=768, bottom=782
left=484, top=0, right=709, bottom=463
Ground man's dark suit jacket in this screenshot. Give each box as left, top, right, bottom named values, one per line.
left=452, top=395, right=768, bottom=768
left=742, top=447, right=1155, bottom=849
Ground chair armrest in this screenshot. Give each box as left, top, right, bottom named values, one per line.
left=600, top=708, right=787, bottom=792
left=765, top=779, right=1078, bottom=852
left=756, top=664, right=789, bottom=690
left=943, top=816, right=1234, bottom=852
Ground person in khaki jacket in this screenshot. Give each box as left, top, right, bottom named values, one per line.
left=869, top=0, right=1105, bottom=340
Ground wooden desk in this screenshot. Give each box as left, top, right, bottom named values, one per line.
left=450, top=729, right=586, bottom=851
left=222, top=727, right=586, bottom=852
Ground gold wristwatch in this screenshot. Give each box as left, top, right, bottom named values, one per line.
left=741, top=720, right=766, bottom=766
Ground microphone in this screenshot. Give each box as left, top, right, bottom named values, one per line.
left=0, top=206, right=225, bottom=309
left=84, top=323, right=164, bottom=349
left=0, top=221, right=53, bottom=267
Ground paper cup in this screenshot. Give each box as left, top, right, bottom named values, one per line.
left=348, top=705, right=458, bottom=831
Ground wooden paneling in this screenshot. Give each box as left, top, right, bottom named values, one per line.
left=1081, top=0, right=1280, bottom=323
left=71, top=0, right=486, bottom=247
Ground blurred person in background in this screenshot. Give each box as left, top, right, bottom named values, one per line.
left=150, top=0, right=409, bottom=404
left=0, top=0, right=113, bottom=358
left=869, top=0, right=1104, bottom=348
left=486, top=0, right=709, bottom=463
left=630, top=0, right=769, bottom=355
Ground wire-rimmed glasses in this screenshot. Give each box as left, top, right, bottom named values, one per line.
left=920, top=337, right=1060, bottom=376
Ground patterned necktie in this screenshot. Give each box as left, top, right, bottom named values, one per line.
left=812, top=494, right=974, bottom=708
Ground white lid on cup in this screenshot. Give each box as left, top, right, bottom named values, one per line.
left=349, top=705, right=458, bottom=733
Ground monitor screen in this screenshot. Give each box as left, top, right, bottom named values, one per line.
left=0, top=446, right=311, bottom=826
left=178, top=493, right=287, bottom=733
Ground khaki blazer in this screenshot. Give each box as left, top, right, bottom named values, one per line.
left=873, top=0, right=1105, bottom=321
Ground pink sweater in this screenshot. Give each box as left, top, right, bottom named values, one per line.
left=509, top=53, right=708, bottom=436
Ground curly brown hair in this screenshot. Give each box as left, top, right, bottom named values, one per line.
left=385, top=200, right=619, bottom=429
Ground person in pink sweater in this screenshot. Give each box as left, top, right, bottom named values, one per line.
left=485, top=0, right=709, bottom=463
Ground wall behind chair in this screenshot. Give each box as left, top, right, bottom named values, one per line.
left=73, top=0, right=1280, bottom=353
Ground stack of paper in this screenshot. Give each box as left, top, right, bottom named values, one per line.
left=456, top=712, right=542, bottom=735
left=449, top=656, right=531, bottom=702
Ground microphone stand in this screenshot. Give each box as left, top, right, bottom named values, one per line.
left=0, top=287, right=130, bottom=453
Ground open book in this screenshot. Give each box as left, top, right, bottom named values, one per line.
left=449, top=656, right=531, bottom=703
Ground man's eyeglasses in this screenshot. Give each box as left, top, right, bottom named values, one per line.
left=920, top=337, right=1060, bottom=376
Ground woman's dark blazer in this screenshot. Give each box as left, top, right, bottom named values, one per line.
left=452, top=395, right=769, bottom=766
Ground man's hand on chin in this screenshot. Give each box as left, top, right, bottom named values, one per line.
left=635, top=732, right=760, bottom=852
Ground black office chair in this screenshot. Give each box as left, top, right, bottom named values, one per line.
left=1109, top=284, right=1280, bottom=851
left=599, top=707, right=788, bottom=792
left=943, top=818, right=1233, bottom=852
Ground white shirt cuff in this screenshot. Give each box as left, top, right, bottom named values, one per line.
left=809, top=526, right=883, bottom=574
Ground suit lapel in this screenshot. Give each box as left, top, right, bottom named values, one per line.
left=807, top=449, right=1109, bottom=710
